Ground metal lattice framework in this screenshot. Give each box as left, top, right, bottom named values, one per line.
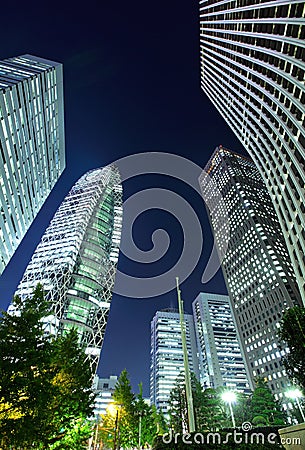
left=14, top=164, right=122, bottom=374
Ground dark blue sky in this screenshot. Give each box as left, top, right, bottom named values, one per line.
left=0, top=0, right=246, bottom=396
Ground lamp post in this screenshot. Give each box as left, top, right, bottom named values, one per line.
left=221, top=391, right=237, bottom=428
left=107, top=403, right=121, bottom=450
left=113, top=408, right=119, bottom=450
left=138, top=412, right=142, bottom=450
left=285, top=388, right=305, bottom=423
left=93, top=417, right=99, bottom=450
left=176, top=277, right=196, bottom=433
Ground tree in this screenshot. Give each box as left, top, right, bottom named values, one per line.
left=135, top=383, right=167, bottom=448
left=201, top=387, right=228, bottom=431
left=279, top=306, right=305, bottom=390
left=0, top=285, right=54, bottom=447
left=191, top=373, right=207, bottom=430
left=48, top=329, right=94, bottom=435
left=99, top=369, right=138, bottom=449
left=48, top=418, right=93, bottom=450
left=232, top=392, right=252, bottom=427
left=250, top=378, right=286, bottom=426
left=168, top=373, right=188, bottom=433
left=150, top=404, right=168, bottom=437
left=100, top=371, right=167, bottom=449
left=112, top=368, right=137, bottom=448
left=168, top=372, right=222, bottom=432
left=0, top=284, right=94, bottom=449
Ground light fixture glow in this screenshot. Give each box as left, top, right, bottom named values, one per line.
left=221, top=391, right=237, bottom=428
left=221, top=391, right=237, bottom=404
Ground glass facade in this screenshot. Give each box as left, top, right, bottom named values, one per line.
left=150, top=309, right=199, bottom=415
left=13, top=164, right=122, bottom=374
left=0, top=54, right=65, bottom=273
left=199, top=1, right=305, bottom=302
left=193, top=293, right=250, bottom=393
left=201, top=147, right=302, bottom=402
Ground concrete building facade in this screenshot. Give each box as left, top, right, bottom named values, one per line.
left=0, top=54, right=65, bottom=273
left=199, top=1, right=305, bottom=302
left=201, top=147, right=302, bottom=402
left=150, top=308, right=199, bottom=415
left=193, top=292, right=250, bottom=393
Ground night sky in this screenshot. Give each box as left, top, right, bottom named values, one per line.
left=0, top=0, right=246, bottom=396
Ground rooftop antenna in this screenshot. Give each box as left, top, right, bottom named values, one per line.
left=176, top=277, right=195, bottom=432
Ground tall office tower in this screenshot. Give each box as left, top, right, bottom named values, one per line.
left=199, top=1, right=305, bottom=302
left=14, top=165, right=122, bottom=374
left=150, top=309, right=200, bottom=415
left=0, top=54, right=65, bottom=274
left=193, top=292, right=250, bottom=393
left=201, top=147, right=302, bottom=402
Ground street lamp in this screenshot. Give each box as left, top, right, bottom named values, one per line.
left=221, top=391, right=237, bottom=428
left=93, top=417, right=99, bottom=450
left=285, top=388, right=305, bottom=422
left=138, top=411, right=142, bottom=450
left=106, top=403, right=121, bottom=450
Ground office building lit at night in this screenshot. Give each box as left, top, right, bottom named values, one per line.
left=199, top=1, right=305, bottom=302
left=13, top=164, right=122, bottom=374
left=193, top=292, right=250, bottom=393
left=150, top=309, right=199, bottom=415
left=201, top=147, right=302, bottom=402
left=0, top=54, right=65, bottom=274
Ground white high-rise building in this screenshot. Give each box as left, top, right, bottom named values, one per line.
left=13, top=164, right=122, bottom=374
left=199, top=1, right=305, bottom=302
left=0, top=54, right=65, bottom=273
left=193, top=292, right=250, bottom=393
left=92, top=375, right=118, bottom=418
left=150, top=308, right=199, bottom=415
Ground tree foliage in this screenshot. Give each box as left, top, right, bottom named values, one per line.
left=250, top=378, right=286, bottom=426
left=0, top=284, right=94, bottom=449
left=168, top=374, right=230, bottom=432
left=168, top=374, right=287, bottom=433
left=278, top=306, right=305, bottom=390
left=99, top=369, right=167, bottom=449
left=113, top=368, right=137, bottom=448
left=168, top=372, right=189, bottom=433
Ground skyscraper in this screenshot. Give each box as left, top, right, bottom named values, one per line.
left=0, top=54, right=65, bottom=274
left=199, top=1, right=305, bottom=301
left=150, top=309, right=199, bottom=415
left=13, top=164, right=122, bottom=374
left=193, top=292, right=250, bottom=393
left=201, top=147, right=302, bottom=402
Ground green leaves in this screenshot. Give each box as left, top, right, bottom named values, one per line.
left=99, top=369, right=167, bottom=449
left=250, top=378, right=286, bottom=426
left=278, top=306, right=305, bottom=391
left=168, top=374, right=286, bottom=433
left=0, top=284, right=94, bottom=449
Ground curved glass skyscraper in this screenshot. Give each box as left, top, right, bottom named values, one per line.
left=14, top=164, right=123, bottom=374
left=200, top=1, right=305, bottom=302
